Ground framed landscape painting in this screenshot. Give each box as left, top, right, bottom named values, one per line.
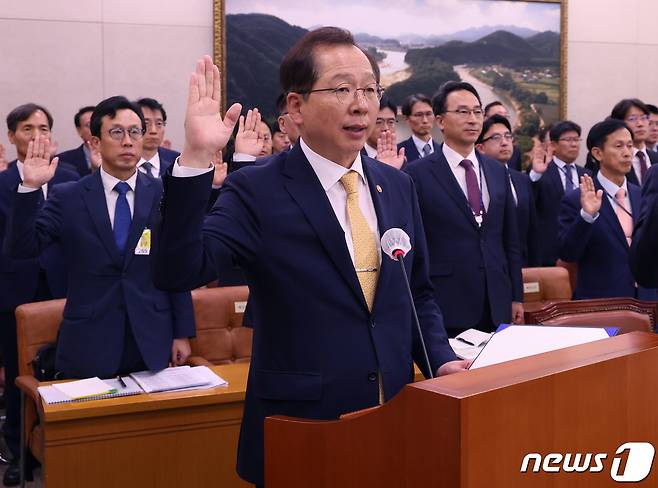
left=214, top=0, right=566, bottom=144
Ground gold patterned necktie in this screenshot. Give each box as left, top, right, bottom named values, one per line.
left=339, top=170, right=380, bottom=311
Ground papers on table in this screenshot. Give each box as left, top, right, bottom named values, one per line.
left=130, top=365, right=228, bottom=393
left=469, top=325, right=614, bottom=370
left=449, top=328, right=493, bottom=360
left=38, top=366, right=228, bottom=404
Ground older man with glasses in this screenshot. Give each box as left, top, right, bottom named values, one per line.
left=398, top=93, right=439, bottom=163
left=404, top=81, right=524, bottom=338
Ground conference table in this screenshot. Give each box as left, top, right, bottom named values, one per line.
left=36, top=363, right=251, bottom=487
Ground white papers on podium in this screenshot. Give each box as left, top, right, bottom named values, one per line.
left=469, top=325, right=611, bottom=370
left=449, top=329, right=493, bottom=360
left=130, top=365, right=228, bottom=393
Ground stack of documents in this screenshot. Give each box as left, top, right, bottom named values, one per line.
left=38, top=366, right=228, bottom=404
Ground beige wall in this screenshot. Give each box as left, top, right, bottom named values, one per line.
left=0, top=0, right=212, bottom=159
left=567, top=0, right=658, bottom=160
left=1, top=0, right=657, bottom=162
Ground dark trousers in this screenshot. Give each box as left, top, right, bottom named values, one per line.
left=115, top=319, right=147, bottom=376
left=0, top=312, right=20, bottom=458
left=445, top=292, right=495, bottom=338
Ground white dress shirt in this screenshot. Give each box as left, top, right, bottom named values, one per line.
left=99, top=166, right=137, bottom=228
left=529, top=156, right=578, bottom=189
left=412, top=134, right=433, bottom=157
left=16, top=161, right=48, bottom=198
left=632, top=147, right=651, bottom=184
left=172, top=137, right=381, bottom=265
left=504, top=163, right=518, bottom=206
left=137, top=150, right=161, bottom=177
left=363, top=143, right=377, bottom=158
left=443, top=143, right=490, bottom=211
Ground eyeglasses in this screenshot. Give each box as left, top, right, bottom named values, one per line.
left=482, top=133, right=514, bottom=144
left=626, top=114, right=650, bottom=123
left=376, top=118, right=397, bottom=127
left=145, top=120, right=166, bottom=129
left=297, top=83, right=384, bottom=104
left=558, top=137, right=582, bottom=143
left=410, top=111, right=434, bottom=119
left=107, top=127, right=145, bottom=141
left=444, top=108, right=484, bottom=118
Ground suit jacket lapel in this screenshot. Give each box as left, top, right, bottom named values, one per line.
left=82, top=171, right=122, bottom=264
left=595, top=179, right=629, bottom=248
left=428, top=147, right=479, bottom=229
left=282, top=145, right=368, bottom=310
left=629, top=184, right=641, bottom=222
left=362, top=159, right=393, bottom=312
left=123, top=173, right=155, bottom=268
left=548, top=162, right=564, bottom=195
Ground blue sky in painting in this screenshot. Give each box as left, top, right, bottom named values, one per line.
left=227, top=0, right=560, bottom=38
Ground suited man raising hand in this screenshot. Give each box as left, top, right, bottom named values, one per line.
left=5, top=97, right=195, bottom=381
left=155, top=27, right=467, bottom=487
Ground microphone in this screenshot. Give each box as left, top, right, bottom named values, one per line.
left=380, top=228, right=434, bottom=379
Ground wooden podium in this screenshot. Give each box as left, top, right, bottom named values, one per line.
left=265, top=332, right=658, bottom=487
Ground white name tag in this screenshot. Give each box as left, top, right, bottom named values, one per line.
left=234, top=301, right=247, bottom=313
left=524, top=282, right=540, bottom=293
left=134, top=228, right=151, bottom=255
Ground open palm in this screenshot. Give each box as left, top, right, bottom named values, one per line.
left=181, top=55, right=242, bottom=167
left=22, top=134, right=58, bottom=188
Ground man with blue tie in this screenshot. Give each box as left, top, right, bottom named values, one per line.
left=4, top=96, right=195, bottom=384
left=0, top=103, right=79, bottom=485
left=529, top=120, right=591, bottom=266
left=559, top=119, right=657, bottom=300
left=135, top=98, right=180, bottom=178
left=404, top=81, right=523, bottom=337
left=398, top=93, right=439, bottom=163
left=154, top=27, right=467, bottom=487
left=476, top=114, right=538, bottom=267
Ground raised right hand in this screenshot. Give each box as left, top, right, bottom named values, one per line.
left=580, top=174, right=603, bottom=217
left=22, top=133, right=58, bottom=188
left=234, top=109, right=264, bottom=157
left=180, top=55, right=242, bottom=168
left=0, top=143, right=7, bottom=172
left=531, top=143, right=549, bottom=174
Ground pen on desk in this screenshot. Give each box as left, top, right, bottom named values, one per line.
left=117, top=376, right=127, bottom=388
left=456, top=337, right=476, bottom=346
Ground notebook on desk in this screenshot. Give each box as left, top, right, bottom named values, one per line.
left=39, top=376, right=143, bottom=404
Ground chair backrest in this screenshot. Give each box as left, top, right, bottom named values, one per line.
left=556, top=259, right=578, bottom=294
left=522, top=267, right=572, bottom=304
left=524, top=298, right=658, bottom=334
left=189, top=286, right=252, bottom=364
left=15, top=299, right=65, bottom=377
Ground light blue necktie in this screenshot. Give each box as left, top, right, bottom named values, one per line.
left=113, top=182, right=132, bottom=254
left=564, top=164, right=575, bottom=192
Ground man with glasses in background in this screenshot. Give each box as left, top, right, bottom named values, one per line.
left=362, top=94, right=398, bottom=157
left=611, top=99, right=658, bottom=186
left=398, top=93, right=439, bottom=163
left=57, top=105, right=97, bottom=177
left=135, top=98, right=180, bottom=178
left=153, top=28, right=467, bottom=487
left=404, top=81, right=523, bottom=337
left=4, top=95, right=195, bottom=391
left=529, top=120, right=590, bottom=266
left=477, top=114, right=538, bottom=267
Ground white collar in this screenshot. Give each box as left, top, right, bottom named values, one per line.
left=363, top=143, right=378, bottom=158
left=412, top=133, right=432, bottom=154
left=100, top=165, right=138, bottom=193
left=138, top=150, right=161, bottom=172
left=299, top=137, right=366, bottom=192
left=597, top=171, right=628, bottom=197
left=553, top=156, right=575, bottom=168
left=442, top=143, right=478, bottom=170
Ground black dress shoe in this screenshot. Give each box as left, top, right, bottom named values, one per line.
left=3, top=459, right=33, bottom=487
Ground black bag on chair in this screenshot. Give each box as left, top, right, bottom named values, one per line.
left=32, top=343, right=61, bottom=381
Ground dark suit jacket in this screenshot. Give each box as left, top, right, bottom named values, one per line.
left=631, top=165, right=658, bottom=286
left=397, top=136, right=439, bottom=164
left=404, top=146, right=523, bottom=330
left=508, top=145, right=522, bottom=172
left=154, top=144, right=456, bottom=485
left=57, top=144, right=91, bottom=177
left=157, top=147, right=180, bottom=176
left=509, top=168, right=539, bottom=267
left=559, top=179, right=657, bottom=300
left=0, top=163, right=79, bottom=311
left=626, top=149, right=658, bottom=186
left=531, top=161, right=591, bottom=266
left=4, top=171, right=195, bottom=378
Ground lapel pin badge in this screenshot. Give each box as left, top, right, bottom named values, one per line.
left=376, top=185, right=383, bottom=193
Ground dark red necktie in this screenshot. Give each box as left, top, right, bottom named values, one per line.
left=459, top=159, right=483, bottom=217
left=638, top=151, right=648, bottom=182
